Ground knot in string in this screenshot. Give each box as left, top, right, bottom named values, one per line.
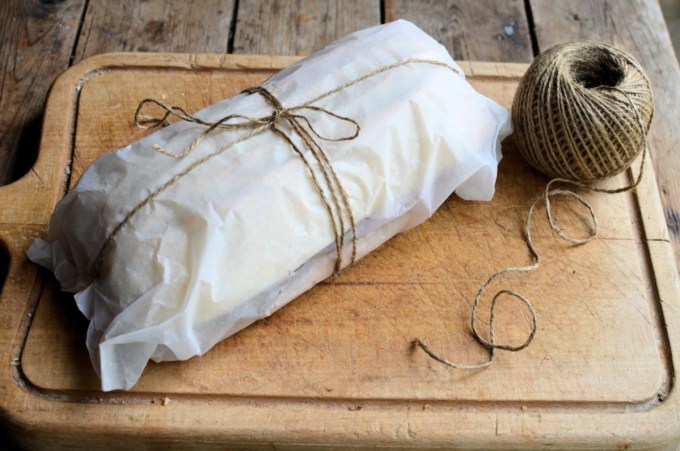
left=120, top=86, right=361, bottom=274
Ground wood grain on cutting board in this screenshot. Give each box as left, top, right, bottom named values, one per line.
left=0, top=54, right=679, bottom=449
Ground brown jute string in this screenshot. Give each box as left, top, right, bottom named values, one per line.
left=413, top=41, right=654, bottom=369
left=91, top=58, right=465, bottom=276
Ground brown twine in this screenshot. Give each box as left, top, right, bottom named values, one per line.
left=414, top=41, right=654, bottom=369
left=514, top=42, right=653, bottom=181
left=91, top=58, right=465, bottom=276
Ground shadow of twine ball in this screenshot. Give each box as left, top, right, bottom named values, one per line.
left=512, top=41, right=654, bottom=182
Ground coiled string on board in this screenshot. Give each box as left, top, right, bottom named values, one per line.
left=413, top=41, right=655, bottom=368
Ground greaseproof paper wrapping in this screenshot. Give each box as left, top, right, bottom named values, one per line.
left=28, top=20, right=512, bottom=391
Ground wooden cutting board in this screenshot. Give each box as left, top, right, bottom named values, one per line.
left=1, top=53, right=679, bottom=450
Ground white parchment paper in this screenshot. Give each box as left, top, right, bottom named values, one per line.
left=28, top=20, right=512, bottom=391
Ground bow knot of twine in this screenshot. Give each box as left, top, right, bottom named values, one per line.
left=130, top=86, right=361, bottom=274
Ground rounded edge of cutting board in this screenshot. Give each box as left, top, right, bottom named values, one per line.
left=0, top=54, right=679, bottom=450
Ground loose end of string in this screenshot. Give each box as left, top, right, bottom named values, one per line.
left=411, top=163, right=638, bottom=369
left=412, top=149, right=645, bottom=370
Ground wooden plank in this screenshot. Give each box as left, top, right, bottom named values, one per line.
left=1, top=53, right=679, bottom=449
left=384, top=0, right=533, bottom=62
left=233, top=0, right=381, bottom=55
left=529, top=0, right=680, bottom=272
left=72, top=0, right=235, bottom=63
left=0, top=0, right=86, bottom=186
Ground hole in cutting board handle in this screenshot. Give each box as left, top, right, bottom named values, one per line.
left=1, top=115, right=43, bottom=186
left=0, top=239, right=10, bottom=297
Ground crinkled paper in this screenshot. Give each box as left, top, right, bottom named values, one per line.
left=28, top=20, right=512, bottom=391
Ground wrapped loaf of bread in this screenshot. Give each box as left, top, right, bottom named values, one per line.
left=28, top=20, right=512, bottom=391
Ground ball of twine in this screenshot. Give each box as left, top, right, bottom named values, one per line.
left=512, top=41, right=654, bottom=181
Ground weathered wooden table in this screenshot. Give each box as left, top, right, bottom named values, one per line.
left=2, top=1, right=680, bottom=449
